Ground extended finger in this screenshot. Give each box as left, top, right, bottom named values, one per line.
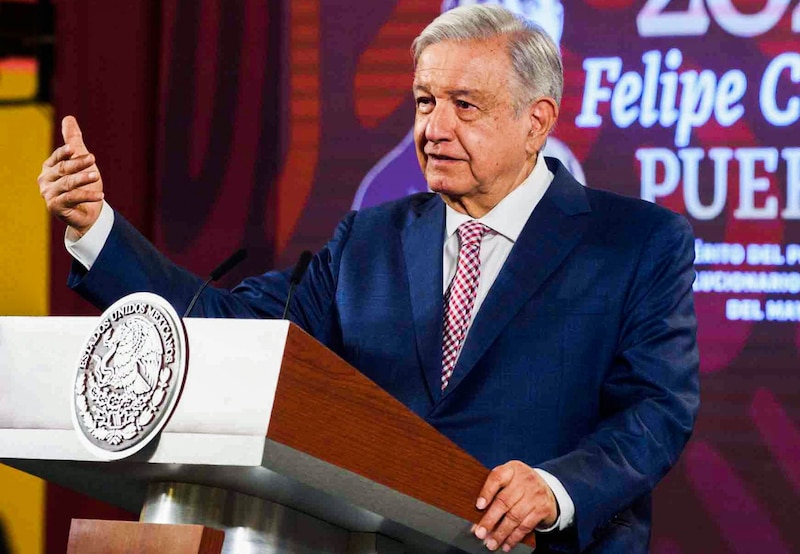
left=62, top=115, right=89, bottom=155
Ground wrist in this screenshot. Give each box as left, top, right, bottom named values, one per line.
left=536, top=488, right=560, bottom=531
left=65, top=225, right=85, bottom=241
left=533, top=467, right=574, bottom=532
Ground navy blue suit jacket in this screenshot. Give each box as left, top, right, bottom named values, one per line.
left=71, top=158, right=700, bottom=552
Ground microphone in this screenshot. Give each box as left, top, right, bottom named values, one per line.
left=183, top=248, right=248, bottom=318
left=282, top=250, right=313, bottom=320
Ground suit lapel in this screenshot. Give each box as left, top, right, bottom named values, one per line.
left=402, top=195, right=446, bottom=402
left=442, top=164, right=592, bottom=397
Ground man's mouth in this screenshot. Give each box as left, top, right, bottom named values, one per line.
left=428, top=153, right=459, bottom=161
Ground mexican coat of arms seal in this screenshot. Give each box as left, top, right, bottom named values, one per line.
left=72, top=292, right=188, bottom=460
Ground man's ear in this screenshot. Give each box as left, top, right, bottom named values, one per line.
left=526, top=97, right=559, bottom=155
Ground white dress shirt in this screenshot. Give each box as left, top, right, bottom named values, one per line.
left=66, top=154, right=575, bottom=531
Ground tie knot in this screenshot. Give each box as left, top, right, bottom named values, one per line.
left=458, top=221, right=489, bottom=246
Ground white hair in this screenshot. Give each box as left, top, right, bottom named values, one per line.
left=412, top=4, right=563, bottom=112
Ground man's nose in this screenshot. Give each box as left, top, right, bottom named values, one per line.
left=424, top=104, right=456, bottom=143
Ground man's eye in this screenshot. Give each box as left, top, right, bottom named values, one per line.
left=416, top=97, right=434, bottom=111
left=455, top=100, right=474, bottom=110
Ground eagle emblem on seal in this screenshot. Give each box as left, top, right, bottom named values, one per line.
left=93, top=315, right=163, bottom=395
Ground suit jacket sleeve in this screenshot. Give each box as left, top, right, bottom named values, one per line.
left=68, top=210, right=357, bottom=349
left=537, top=213, right=700, bottom=550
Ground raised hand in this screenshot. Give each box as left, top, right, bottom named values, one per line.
left=38, top=116, right=104, bottom=237
left=472, top=460, right=558, bottom=552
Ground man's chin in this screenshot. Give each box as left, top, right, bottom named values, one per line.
left=425, top=176, right=467, bottom=197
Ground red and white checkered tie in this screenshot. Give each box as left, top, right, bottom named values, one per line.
left=441, top=221, right=489, bottom=391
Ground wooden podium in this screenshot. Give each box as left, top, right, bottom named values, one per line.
left=0, top=317, right=535, bottom=553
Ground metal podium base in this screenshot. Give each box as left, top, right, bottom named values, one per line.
left=139, top=482, right=404, bottom=554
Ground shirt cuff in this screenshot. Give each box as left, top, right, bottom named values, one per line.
left=64, top=200, right=114, bottom=271
left=533, top=468, right=575, bottom=532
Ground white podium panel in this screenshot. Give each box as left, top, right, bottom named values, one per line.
left=0, top=316, right=527, bottom=554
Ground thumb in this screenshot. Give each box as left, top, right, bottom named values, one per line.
left=61, top=115, right=88, bottom=155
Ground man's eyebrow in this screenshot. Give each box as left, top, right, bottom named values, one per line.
left=447, top=88, right=480, bottom=98
left=412, top=84, right=485, bottom=99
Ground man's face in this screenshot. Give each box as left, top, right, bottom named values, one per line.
left=413, top=38, right=542, bottom=216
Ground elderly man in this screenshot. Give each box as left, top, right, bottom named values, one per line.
left=39, top=5, right=699, bottom=553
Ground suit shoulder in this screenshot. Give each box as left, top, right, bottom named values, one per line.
left=352, top=192, right=439, bottom=229
left=584, top=187, right=692, bottom=235
left=547, top=158, right=688, bottom=234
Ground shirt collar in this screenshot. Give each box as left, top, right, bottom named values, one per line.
left=445, top=152, right=554, bottom=242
